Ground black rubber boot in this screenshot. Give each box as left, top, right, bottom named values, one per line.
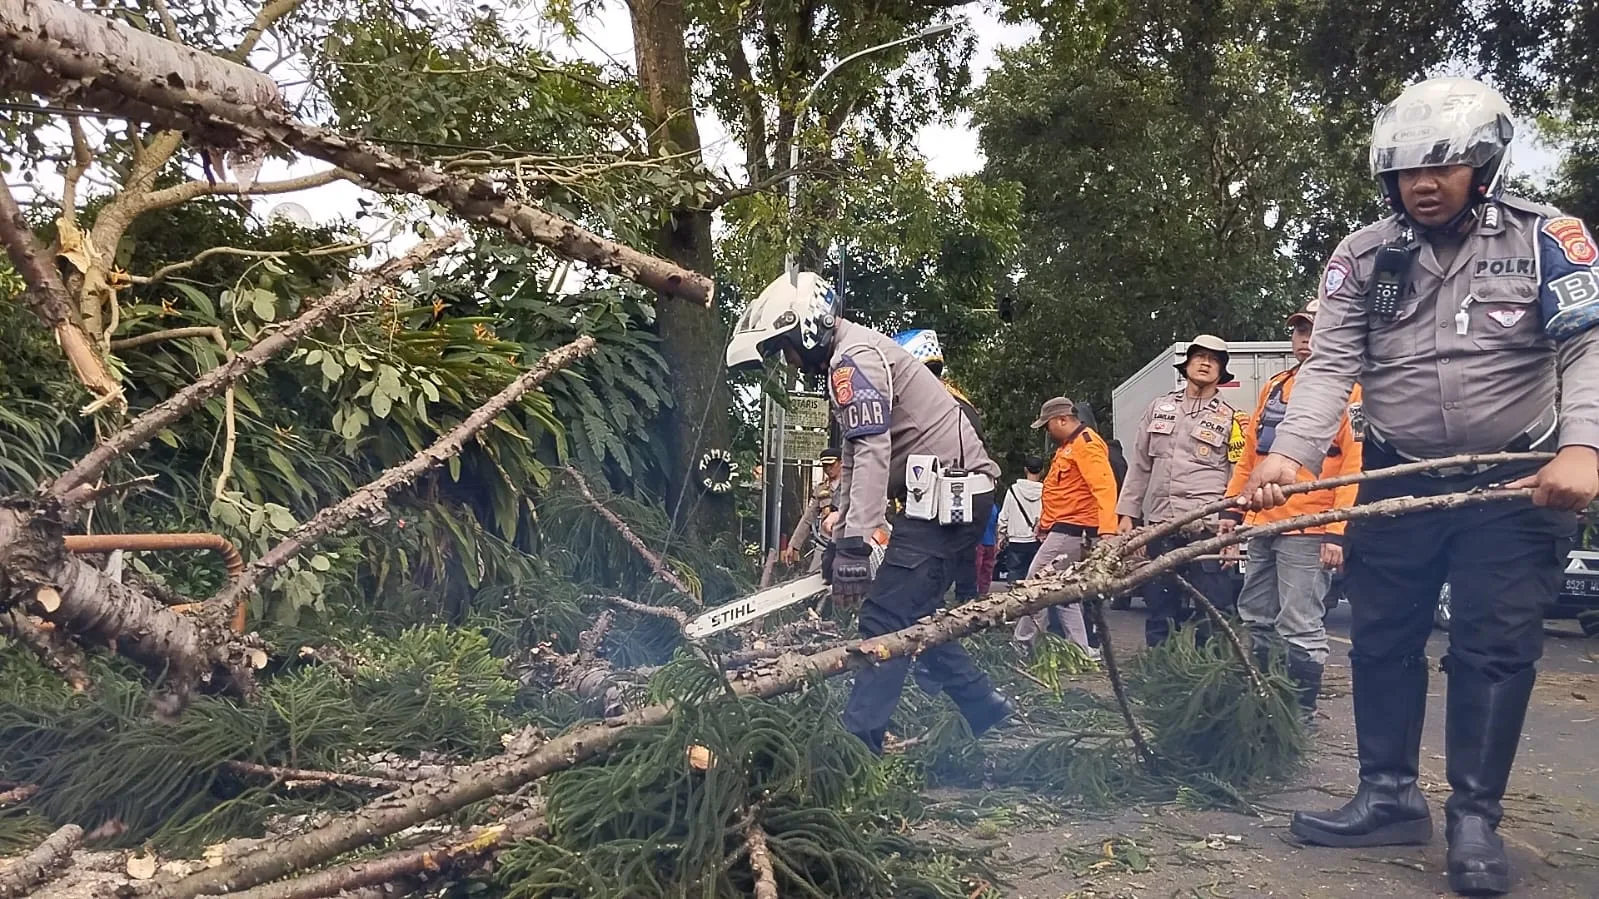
left=1444, top=663, right=1535, bottom=896
left=1291, top=654, right=1432, bottom=847
left=1286, top=646, right=1325, bottom=718
left=957, top=689, right=1014, bottom=737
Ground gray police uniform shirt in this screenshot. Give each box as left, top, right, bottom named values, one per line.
left=1116, top=389, right=1239, bottom=525
left=828, top=320, right=999, bottom=542
left=1273, top=196, right=1599, bottom=471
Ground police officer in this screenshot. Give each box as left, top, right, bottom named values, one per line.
left=1116, top=335, right=1242, bottom=646
left=727, top=273, right=1013, bottom=754
left=1222, top=300, right=1364, bottom=720
left=782, top=445, right=842, bottom=573
left=1240, top=78, right=1599, bottom=896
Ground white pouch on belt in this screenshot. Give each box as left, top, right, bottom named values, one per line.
left=904, top=454, right=941, bottom=521
left=937, top=469, right=982, bottom=525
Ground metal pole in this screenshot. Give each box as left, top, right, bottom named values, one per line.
left=764, top=21, right=957, bottom=556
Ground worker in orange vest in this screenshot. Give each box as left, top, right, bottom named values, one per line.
left=1222, top=299, right=1364, bottom=719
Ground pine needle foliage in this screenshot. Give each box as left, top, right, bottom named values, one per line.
left=0, top=626, right=519, bottom=852
left=493, top=657, right=980, bottom=899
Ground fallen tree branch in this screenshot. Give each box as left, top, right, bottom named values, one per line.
left=46, top=232, right=462, bottom=505
left=576, top=610, right=614, bottom=665
left=605, top=594, right=689, bottom=627
left=0, top=608, right=91, bottom=692
left=1118, top=451, right=1553, bottom=558
left=0, top=784, right=39, bottom=807
left=1084, top=600, right=1154, bottom=770
left=0, top=21, right=714, bottom=304
left=0, top=823, right=83, bottom=899
left=744, top=813, right=778, bottom=899
left=565, top=468, right=699, bottom=603
left=0, top=177, right=124, bottom=412
left=1173, top=574, right=1266, bottom=696
left=152, top=486, right=1530, bottom=899
left=224, top=761, right=405, bottom=793
left=108, top=325, right=226, bottom=352
left=128, top=240, right=368, bottom=287
left=218, top=809, right=547, bottom=899
left=202, top=336, right=598, bottom=624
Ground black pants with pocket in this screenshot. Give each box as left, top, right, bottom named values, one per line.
left=1346, top=443, right=1572, bottom=680
left=1144, top=533, right=1238, bottom=647
left=842, top=494, right=996, bottom=737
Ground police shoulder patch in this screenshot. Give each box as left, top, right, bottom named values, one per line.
left=1323, top=257, right=1352, bottom=295
left=1542, top=216, right=1599, bottom=266
left=830, top=366, right=854, bottom=404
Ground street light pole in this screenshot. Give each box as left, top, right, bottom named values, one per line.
left=764, top=20, right=959, bottom=560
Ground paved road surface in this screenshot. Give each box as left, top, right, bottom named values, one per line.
left=960, top=601, right=1599, bottom=897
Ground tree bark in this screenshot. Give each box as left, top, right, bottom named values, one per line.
left=0, top=824, right=83, bottom=899
left=0, top=12, right=714, bottom=305
left=628, top=0, right=735, bottom=530
left=153, top=485, right=1530, bottom=899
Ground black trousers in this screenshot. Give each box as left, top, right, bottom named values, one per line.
left=1346, top=443, right=1572, bottom=680
left=1144, top=533, right=1237, bottom=647
left=953, top=541, right=979, bottom=602
left=842, top=494, right=996, bottom=737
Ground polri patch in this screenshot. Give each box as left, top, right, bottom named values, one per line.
left=1473, top=257, right=1535, bottom=277
left=1542, top=217, right=1598, bottom=265
left=1323, top=257, right=1352, bottom=295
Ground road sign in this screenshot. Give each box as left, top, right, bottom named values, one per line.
left=787, top=393, right=829, bottom=430
left=782, top=429, right=829, bottom=461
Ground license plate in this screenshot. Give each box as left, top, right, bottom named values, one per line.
left=1563, top=577, right=1598, bottom=595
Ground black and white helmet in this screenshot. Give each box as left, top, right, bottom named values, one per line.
left=724, top=272, right=838, bottom=371
left=1371, top=77, right=1514, bottom=217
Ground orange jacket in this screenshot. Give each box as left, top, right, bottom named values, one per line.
left=1040, top=426, right=1120, bottom=535
left=1225, top=368, right=1363, bottom=539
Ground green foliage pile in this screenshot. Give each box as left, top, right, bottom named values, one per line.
left=0, top=626, right=518, bottom=853
left=494, top=659, right=986, bottom=899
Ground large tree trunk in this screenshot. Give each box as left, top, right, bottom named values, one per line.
left=628, top=0, right=734, bottom=530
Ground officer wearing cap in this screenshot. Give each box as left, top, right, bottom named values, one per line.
left=1222, top=300, right=1364, bottom=720
left=782, top=445, right=842, bottom=573
left=1240, top=78, right=1599, bottom=895
left=727, top=273, right=1012, bottom=755
left=1116, top=334, right=1241, bottom=646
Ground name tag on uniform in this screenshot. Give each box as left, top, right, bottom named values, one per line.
left=1149, top=418, right=1175, bottom=435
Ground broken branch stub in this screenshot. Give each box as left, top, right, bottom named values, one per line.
left=0, top=6, right=714, bottom=305
left=153, top=485, right=1533, bottom=899
left=46, top=232, right=464, bottom=505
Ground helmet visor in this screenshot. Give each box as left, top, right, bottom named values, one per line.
left=1370, top=81, right=1512, bottom=177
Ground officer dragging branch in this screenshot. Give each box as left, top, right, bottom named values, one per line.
left=1239, top=78, right=1599, bottom=896
left=726, top=273, right=1013, bottom=755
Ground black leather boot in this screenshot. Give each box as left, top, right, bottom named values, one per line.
left=1291, top=654, right=1432, bottom=847
left=957, top=689, right=1014, bottom=737
left=1444, top=663, right=1535, bottom=896
left=1286, top=646, right=1325, bottom=718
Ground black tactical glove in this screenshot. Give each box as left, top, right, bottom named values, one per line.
left=829, top=536, right=873, bottom=600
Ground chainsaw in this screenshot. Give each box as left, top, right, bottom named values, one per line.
left=684, top=528, right=889, bottom=640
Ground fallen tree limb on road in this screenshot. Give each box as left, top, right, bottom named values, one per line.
left=0, top=7, right=715, bottom=305
left=151, top=481, right=1533, bottom=899
left=0, top=823, right=82, bottom=898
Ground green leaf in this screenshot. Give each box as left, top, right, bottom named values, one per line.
left=322, top=358, right=345, bottom=382
left=171, top=282, right=217, bottom=319
left=266, top=505, right=298, bottom=532
left=372, top=391, right=394, bottom=419
left=251, top=289, right=277, bottom=322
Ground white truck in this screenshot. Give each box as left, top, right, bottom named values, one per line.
left=1110, top=340, right=1297, bottom=443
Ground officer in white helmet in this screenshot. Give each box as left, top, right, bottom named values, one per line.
left=1240, top=78, right=1599, bottom=895
left=727, top=273, right=1012, bottom=754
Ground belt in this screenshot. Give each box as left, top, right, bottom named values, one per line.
left=1368, top=410, right=1557, bottom=478
left=1049, top=522, right=1098, bottom=538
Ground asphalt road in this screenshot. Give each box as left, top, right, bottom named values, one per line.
left=977, top=600, right=1599, bottom=897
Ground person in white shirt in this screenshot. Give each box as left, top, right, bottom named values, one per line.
left=997, top=456, right=1045, bottom=581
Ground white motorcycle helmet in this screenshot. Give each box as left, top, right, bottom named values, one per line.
left=725, top=272, right=838, bottom=374
left=1370, top=77, right=1515, bottom=226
